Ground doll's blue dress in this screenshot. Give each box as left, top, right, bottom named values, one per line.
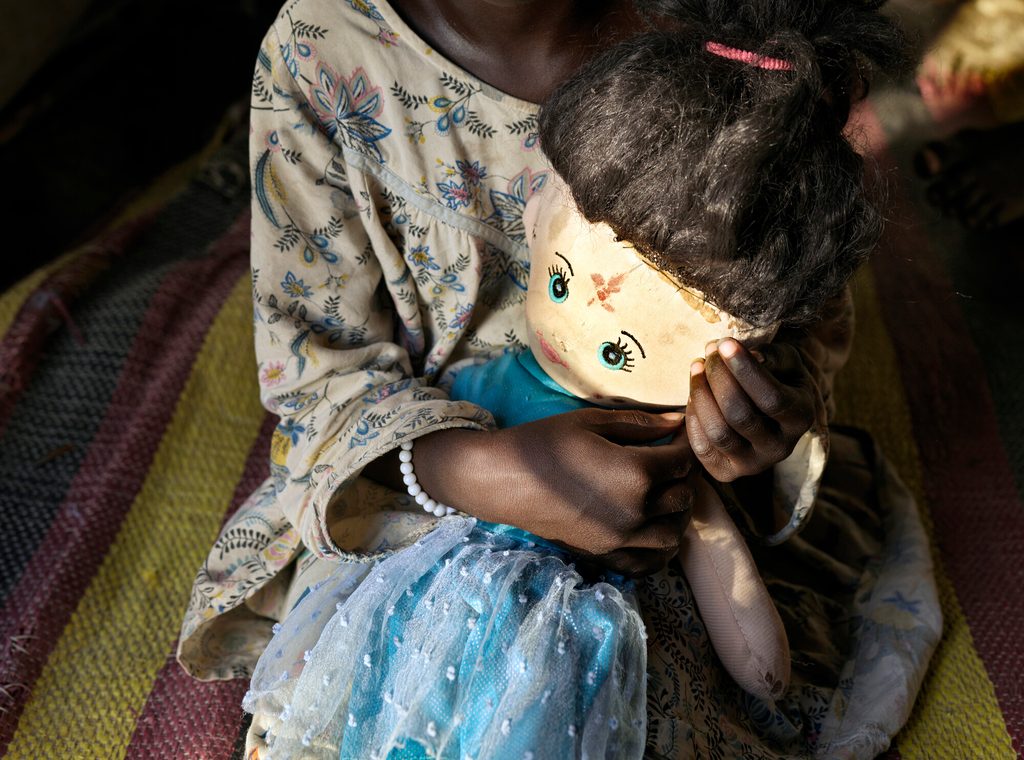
left=243, top=351, right=649, bottom=760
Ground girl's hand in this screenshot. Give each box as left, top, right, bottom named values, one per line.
left=410, top=409, right=697, bottom=576
left=685, top=338, right=824, bottom=483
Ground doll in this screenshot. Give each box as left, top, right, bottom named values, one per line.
left=241, top=172, right=800, bottom=760
left=456, top=171, right=796, bottom=702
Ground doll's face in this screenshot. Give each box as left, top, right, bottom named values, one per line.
left=523, top=174, right=776, bottom=408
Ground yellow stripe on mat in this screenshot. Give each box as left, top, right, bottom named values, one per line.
left=6, top=274, right=265, bottom=759
left=836, top=268, right=1016, bottom=759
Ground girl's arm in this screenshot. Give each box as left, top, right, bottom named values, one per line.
left=365, top=410, right=698, bottom=577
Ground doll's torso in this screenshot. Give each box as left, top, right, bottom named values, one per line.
left=450, top=349, right=590, bottom=428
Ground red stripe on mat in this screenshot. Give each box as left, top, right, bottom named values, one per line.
left=125, top=413, right=275, bottom=760
left=866, top=116, right=1024, bottom=752
left=0, top=212, right=251, bottom=752
left=0, top=214, right=155, bottom=435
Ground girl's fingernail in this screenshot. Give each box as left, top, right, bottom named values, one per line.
left=750, top=349, right=766, bottom=363
left=704, top=340, right=717, bottom=357
left=661, top=411, right=684, bottom=422
left=690, top=360, right=704, bottom=376
left=718, top=339, right=738, bottom=359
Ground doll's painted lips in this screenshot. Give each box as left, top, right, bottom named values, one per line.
left=537, top=333, right=569, bottom=368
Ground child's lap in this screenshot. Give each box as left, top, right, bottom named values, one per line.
left=250, top=429, right=937, bottom=760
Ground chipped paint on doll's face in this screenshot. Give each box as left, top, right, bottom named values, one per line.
left=523, top=173, right=778, bottom=408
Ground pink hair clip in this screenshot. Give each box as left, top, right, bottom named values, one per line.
left=705, top=40, right=793, bottom=72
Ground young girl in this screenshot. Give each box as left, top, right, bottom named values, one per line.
left=178, top=0, right=940, bottom=757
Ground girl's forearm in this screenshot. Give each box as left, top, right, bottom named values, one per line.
left=360, top=428, right=514, bottom=524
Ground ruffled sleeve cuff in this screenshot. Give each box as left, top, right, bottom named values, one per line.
left=762, top=426, right=830, bottom=545
left=298, top=392, right=494, bottom=561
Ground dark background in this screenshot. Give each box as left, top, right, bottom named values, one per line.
left=0, top=0, right=281, bottom=290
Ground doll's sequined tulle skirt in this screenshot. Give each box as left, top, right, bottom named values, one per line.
left=243, top=516, right=648, bottom=760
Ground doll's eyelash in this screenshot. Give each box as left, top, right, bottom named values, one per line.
left=621, top=330, right=646, bottom=359
left=614, top=337, right=635, bottom=371
left=548, top=264, right=570, bottom=283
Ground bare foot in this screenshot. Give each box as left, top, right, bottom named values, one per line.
left=915, top=120, right=1024, bottom=230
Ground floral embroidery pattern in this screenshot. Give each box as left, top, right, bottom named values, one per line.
left=436, top=178, right=472, bottom=210
left=344, top=0, right=400, bottom=46
left=506, top=114, right=540, bottom=151
left=260, top=361, right=287, bottom=387
left=393, top=74, right=497, bottom=144
left=281, top=271, right=313, bottom=299
left=308, top=65, right=392, bottom=162
left=456, top=160, right=487, bottom=185
left=485, top=167, right=549, bottom=244
left=408, top=245, right=439, bottom=271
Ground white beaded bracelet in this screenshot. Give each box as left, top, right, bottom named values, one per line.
left=399, top=440, right=455, bottom=518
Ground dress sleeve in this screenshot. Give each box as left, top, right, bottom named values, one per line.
left=250, top=25, right=492, bottom=560
left=759, top=286, right=855, bottom=544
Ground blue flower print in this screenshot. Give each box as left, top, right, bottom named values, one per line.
left=281, top=272, right=314, bottom=299
left=449, top=304, right=474, bottom=329
left=348, top=414, right=381, bottom=449
left=429, top=96, right=468, bottom=135
left=277, top=418, right=307, bottom=446
left=302, top=233, right=339, bottom=266
left=280, top=390, right=320, bottom=413
left=436, top=179, right=472, bottom=210
left=456, top=160, right=487, bottom=186
left=434, top=273, right=466, bottom=294
left=345, top=0, right=385, bottom=22
left=409, top=245, right=440, bottom=270
left=342, top=0, right=400, bottom=46
left=308, top=64, right=392, bottom=162
left=280, top=42, right=300, bottom=79
left=444, top=274, right=465, bottom=292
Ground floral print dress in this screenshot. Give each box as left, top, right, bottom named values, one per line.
left=177, top=1, right=942, bottom=757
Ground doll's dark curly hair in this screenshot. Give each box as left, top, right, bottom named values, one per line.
left=538, top=0, right=906, bottom=327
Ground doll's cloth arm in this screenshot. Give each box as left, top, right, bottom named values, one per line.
left=757, top=286, right=854, bottom=543
left=249, top=25, right=492, bottom=561
left=681, top=478, right=790, bottom=701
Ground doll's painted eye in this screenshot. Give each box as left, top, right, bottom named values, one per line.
left=547, top=265, right=570, bottom=303
left=598, top=338, right=634, bottom=372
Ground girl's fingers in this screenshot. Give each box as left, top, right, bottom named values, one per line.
left=684, top=398, right=736, bottom=482
left=687, top=360, right=750, bottom=458
left=644, top=478, right=697, bottom=520
left=717, top=340, right=796, bottom=420
left=585, top=548, right=675, bottom=578
left=702, top=349, right=775, bottom=446
left=625, top=512, right=690, bottom=552
left=630, top=430, right=695, bottom=481
left=579, top=407, right=684, bottom=444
